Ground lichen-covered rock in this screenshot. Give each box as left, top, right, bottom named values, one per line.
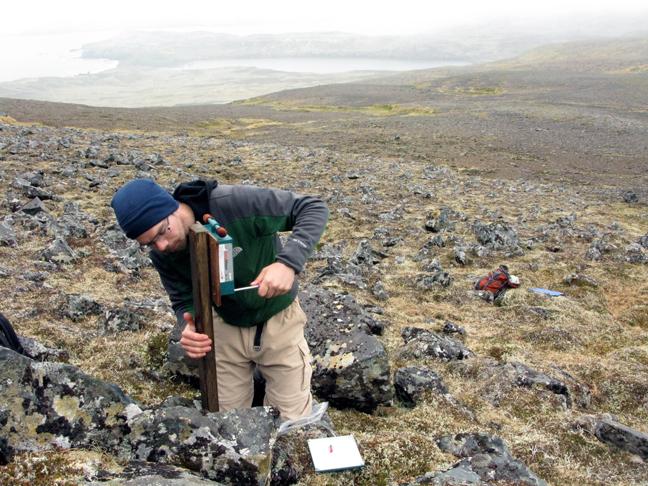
left=406, top=465, right=482, bottom=484
left=594, top=418, right=648, bottom=460
left=300, top=285, right=393, bottom=412
left=639, top=233, right=648, bottom=249
left=472, top=221, right=520, bottom=251
left=87, top=461, right=221, bottom=485
left=586, top=237, right=617, bottom=261
left=441, top=322, right=465, bottom=336
left=18, top=170, right=46, bottom=187
left=18, top=335, right=69, bottom=362
left=0, top=347, right=138, bottom=455
left=433, top=433, right=547, bottom=486
left=53, top=201, right=97, bottom=239
left=563, top=273, right=599, bottom=287
left=124, top=405, right=281, bottom=484
left=64, top=294, right=104, bottom=321
left=449, top=358, right=590, bottom=409
left=12, top=176, right=54, bottom=200
left=0, top=218, right=16, bottom=247
left=20, top=197, right=48, bottom=216
left=101, top=227, right=152, bottom=272
left=625, top=243, right=647, bottom=264
left=164, top=338, right=199, bottom=384
left=41, top=237, right=78, bottom=264
left=101, top=308, right=144, bottom=334
left=314, top=256, right=368, bottom=289
left=415, top=270, right=453, bottom=289
left=400, top=327, right=473, bottom=361
left=509, top=361, right=571, bottom=405
left=0, top=436, right=14, bottom=465
left=350, top=239, right=388, bottom=266
left=371, top=280, right=389, bottom=301
left=394, top=366, right=448, bottom=407
left=424, top=207, right=456, bottom=233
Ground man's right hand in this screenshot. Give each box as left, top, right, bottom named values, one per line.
left=179, top=312, right=213, bottom=359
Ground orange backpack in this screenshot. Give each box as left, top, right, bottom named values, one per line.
left=475, top=265, right=519, bottom=298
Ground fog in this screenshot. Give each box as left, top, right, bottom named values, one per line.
left=4, top=0, right=648, bottom=36
left=1, top=0, right=647, bottom=92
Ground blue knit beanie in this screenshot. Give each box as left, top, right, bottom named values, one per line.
left=111, top=179, right=179, bottom=239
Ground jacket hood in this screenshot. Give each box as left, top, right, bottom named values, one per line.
left=173, top=179, right=218, bottom=222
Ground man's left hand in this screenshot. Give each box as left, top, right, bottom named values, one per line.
left=251, top=262, right=295, bottom=298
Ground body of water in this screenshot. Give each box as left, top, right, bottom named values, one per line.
left=0, top=32, right=119, bottom=83
left=177, top=57, right=468, bottom=73
left=1, top=32, right=468, bottom=83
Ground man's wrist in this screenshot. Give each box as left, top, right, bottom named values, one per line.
left=275, top=259, right=298, bottom=274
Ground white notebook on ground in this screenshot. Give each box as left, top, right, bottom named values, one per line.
left=307, top=435, right=365, bottom=472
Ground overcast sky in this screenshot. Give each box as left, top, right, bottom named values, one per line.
left=4, top=0, right=648, bottom=36
left=1, top=0, right=647, bottom=83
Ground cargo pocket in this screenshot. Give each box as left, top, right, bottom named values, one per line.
left=293, top=298, right=308, bottom=328
left=298, top=339, right=313, bottom=391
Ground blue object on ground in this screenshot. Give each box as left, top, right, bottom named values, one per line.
left=528, top=288, right=564, bottom=297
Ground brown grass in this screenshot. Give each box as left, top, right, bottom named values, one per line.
left=1, top=117, right=647, bottom=485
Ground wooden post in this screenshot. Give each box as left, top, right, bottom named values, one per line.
left=188, top=223, right=219, bottom=412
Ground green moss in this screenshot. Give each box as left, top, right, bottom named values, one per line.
left=146, top=332, right=169, bottom=369
left=440, top=86, right=505, bottom=96
left=230, top=100, right=436, bottom=117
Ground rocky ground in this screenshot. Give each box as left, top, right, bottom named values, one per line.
left=0, top=109, right=647, bottom=485
left=0, top=38, right=647, bottom=486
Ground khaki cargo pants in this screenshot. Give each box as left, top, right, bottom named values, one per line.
left=212, top=298, right=313, bottom=420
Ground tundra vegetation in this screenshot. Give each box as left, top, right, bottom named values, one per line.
left=0, top=37, right=647, bottom=485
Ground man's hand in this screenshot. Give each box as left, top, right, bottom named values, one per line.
left=179, top=312, right=212, bottom=359
left=251, top=262, right=296, bottom=299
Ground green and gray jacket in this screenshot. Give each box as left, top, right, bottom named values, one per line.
left=150, top=181, right=328, bottom=327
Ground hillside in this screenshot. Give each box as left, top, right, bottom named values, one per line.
left=1, top=38, right=647, bottom=190
left=1, top=36, right=648, bottom=484
left=0, top=106, right=647, bottom=484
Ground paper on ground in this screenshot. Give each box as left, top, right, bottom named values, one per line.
left=308, top=434, right=364, bottom=472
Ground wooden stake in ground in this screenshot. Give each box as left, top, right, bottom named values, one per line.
left=188, top=223, right=219, bottom=412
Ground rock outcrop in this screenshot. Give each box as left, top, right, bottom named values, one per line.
left=408, top=433, right=547, bottom=486
left=300, top=285, right=393, bottom=411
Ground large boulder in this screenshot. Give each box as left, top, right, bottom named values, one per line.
left=300, top=284, right=393, bottom=412
left=123, top=405, right=281, bottom=484
left=0, top=347, right=138, bottom=455
left=1, top=346, right=335, bottom=484
left=400, top=327, right=473, bottom=361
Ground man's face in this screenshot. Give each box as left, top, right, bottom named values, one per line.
left=136, top=212, right=187, bottom=253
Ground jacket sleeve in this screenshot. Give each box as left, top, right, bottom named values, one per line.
left=221, top=185, right=329, bottom=274
left=275, top=192, right=329, bottom=273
